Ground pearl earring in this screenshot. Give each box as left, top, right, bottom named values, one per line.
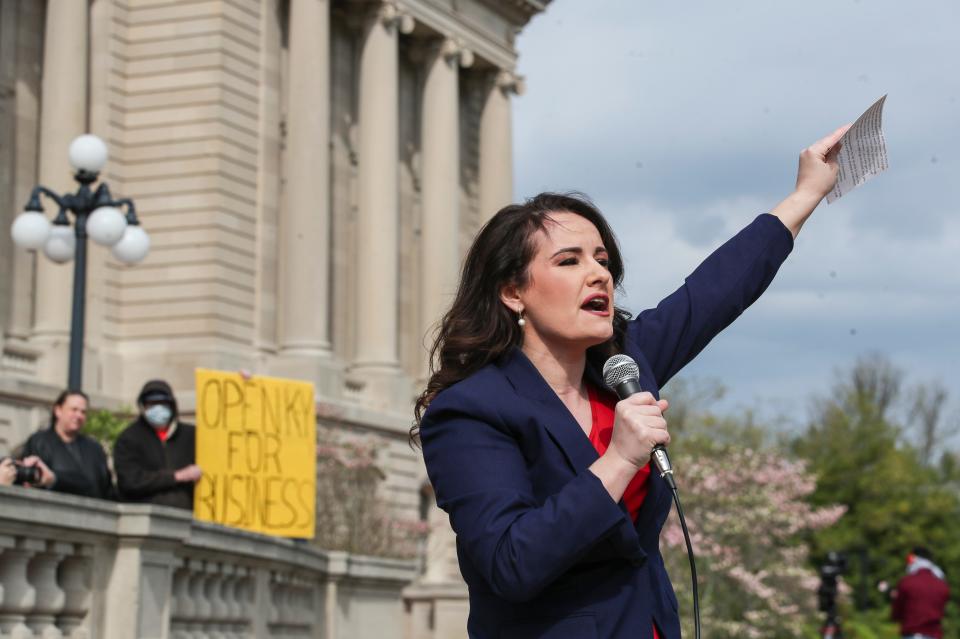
left=517, top=309, right=526, bottom=327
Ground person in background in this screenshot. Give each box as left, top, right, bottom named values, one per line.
left=113, top=379, right=200, bottom=510
left=19, top=389, right=114, bottom=499
left=891, top=546, right=950, bottom=639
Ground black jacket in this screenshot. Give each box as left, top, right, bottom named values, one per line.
left=113, top=418, right=196, bottom=510
left=21, top=427, right=115, bottom=500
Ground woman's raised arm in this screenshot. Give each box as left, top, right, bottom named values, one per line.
left=772, top=124, right=851, bottom=238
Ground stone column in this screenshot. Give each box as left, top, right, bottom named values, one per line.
left=478, top=70, right=523, bottom=223
left=102, top=543, right=179, bottom=639
left=350, top=2, right=413, bottom=404
left=26, top=541, right=69, bottom=637
left=58, top=545, right=93, bottom=638
left=32, top=0, right=89, bottom=381
left=418, top=38, right=471, bottom=378
left=0, top=537, right=42, bottom=636
left=275, top=0, right=340, bottom=393
left=1, top=0, right=43, bottom=344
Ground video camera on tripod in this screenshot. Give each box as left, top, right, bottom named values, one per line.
left=818, top=551, right=848, bottom=639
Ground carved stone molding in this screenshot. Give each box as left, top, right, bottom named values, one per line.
left=439, top=37, right=474, bottom=68
left=408, top=34, right=474, bottom=71
left=495, top=69, right=525, bottom=96
left=376, top=0, right=415, bottom=34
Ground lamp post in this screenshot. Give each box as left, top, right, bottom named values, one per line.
left=10, top=134, right=149, bottom=391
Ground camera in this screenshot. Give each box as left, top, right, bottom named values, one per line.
left=1, top=457, right=41, bottom=485
left=820, top=551, right=849, bottom=579
left=16, top=463, right=41, bottom=485
left=818, top=551, right=848, bottom=610
left=817, top=551, right=848, bottom=638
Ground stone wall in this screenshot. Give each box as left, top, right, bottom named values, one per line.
left=0, top=1, right=552, bottom=636
left=0, top=485, right=417, bottom=639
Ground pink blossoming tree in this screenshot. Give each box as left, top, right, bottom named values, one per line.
left=661, top=444, right=845, bottom=638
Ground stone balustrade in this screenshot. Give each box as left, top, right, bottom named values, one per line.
left=0, top=486, right=417, bottom=639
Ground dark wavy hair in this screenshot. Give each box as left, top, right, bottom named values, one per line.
left=411, top=192, right=631, bottom=444
left=49, top=389, right=89, bottom=429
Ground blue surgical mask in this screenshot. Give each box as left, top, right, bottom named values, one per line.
left=144, top=404, right=173, bottom=428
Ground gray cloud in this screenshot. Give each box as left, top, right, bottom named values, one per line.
left=514, top=0, right=960, bottom=425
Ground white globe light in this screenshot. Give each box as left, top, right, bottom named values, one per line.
left=68, top=134, right=109, bottom=173
left=87, top=206, right=127, bottom=246
left=43, top=225, right=75, bottom=263
left=11, top=211, right=52, bottom=249
left=111, top=225, right=150, bottom=265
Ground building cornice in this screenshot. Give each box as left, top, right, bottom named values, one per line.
left=478, top=0, right=550, bottom=23
left=337, top=0, right=550, bottom=70
left=393, top=0, right=513, bottom=70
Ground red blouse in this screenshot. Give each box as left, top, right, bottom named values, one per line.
left=586, top=384, right=652, bottom=521
left=587, top=384, right=661, bottom=639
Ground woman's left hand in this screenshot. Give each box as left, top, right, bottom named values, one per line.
left=772, top=124, right=852, bottom=238
left=795, top=124, right=851, bottom=201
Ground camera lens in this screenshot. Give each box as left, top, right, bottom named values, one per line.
left=14, top=464, right=41, bottom=485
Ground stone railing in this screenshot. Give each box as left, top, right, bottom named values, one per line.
left=0, top=486, right=417, bottom=639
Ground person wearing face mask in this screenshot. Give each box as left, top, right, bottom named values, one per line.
left=113, top=379, right=201, bottom=510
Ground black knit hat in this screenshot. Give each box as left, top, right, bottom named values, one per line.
left=137, top=379, right=175, bottom=405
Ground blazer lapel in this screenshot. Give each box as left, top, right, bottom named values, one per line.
left=634, top=463, right=669, bottom=534
left=499, top=348, right=599, bottom=473
left=499, top=349, right=646, bottom=560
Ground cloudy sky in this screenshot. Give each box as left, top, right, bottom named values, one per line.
left=513, top=0, right=960, bottom=431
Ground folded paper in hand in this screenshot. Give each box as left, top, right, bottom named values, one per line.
left=826, top=95, right=888, bottom=204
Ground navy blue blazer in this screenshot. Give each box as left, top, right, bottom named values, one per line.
left=420, top=214, right=794, bottom=638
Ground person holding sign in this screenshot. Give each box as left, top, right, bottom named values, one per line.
left=414, top=126, right=849, bottom=638
left=114, top=380, right=201, bottom=510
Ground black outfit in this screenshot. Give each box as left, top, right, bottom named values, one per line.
left=21, top=427, right=115, bottom=500
left=113, top=418, right=195, bottom=509
left=113, top=380, right=196, bottom=510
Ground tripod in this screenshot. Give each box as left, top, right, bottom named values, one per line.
left=819, top=610, right=843, bottom=639
left=818, top=569, right=844, bottom=639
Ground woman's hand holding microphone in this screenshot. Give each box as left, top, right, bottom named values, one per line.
left=589, top=392, right=670, bottom=502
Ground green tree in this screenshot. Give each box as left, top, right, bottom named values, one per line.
left=661, top=377, right=843, bottom=638
left=84, top=407, right=133, bottom=452
left=792, top=355, right=960, bottom=635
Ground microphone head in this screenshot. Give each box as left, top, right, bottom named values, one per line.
left=603, top=354, right=640, bottom=392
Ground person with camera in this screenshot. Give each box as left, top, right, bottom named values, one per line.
left=19, top=389, right=114, bottom=499
left=0, top=455, right=56, bottom=488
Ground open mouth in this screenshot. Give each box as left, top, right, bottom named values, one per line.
left=580, top=295, right=610, bottom=314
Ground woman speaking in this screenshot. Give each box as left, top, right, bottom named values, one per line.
left=414, top=126, right=848, bottom=639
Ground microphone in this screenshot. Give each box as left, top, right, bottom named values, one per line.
left=602, top=354, right=676, bottom=490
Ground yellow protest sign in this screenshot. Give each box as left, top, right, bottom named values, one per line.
left=193, top=369, right=316, bottom=538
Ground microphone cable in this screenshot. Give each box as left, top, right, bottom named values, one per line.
left=668, top=474, right=700, bottom=639
left=603, top=356, right=701, bottom=639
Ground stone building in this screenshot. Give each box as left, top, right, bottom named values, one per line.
left=0, top=0, right=548, bottom=636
